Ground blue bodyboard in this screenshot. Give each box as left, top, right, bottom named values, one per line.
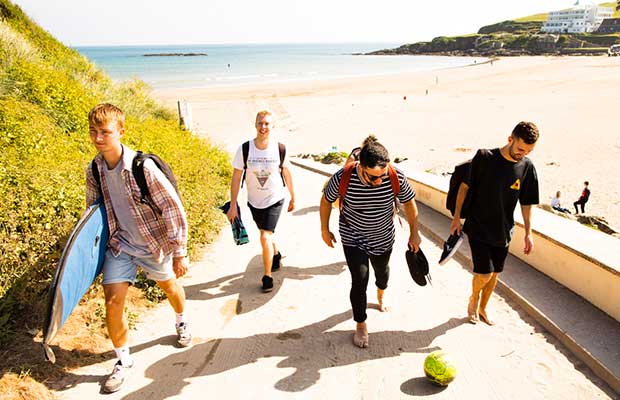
left=43, top=201, right=108, bottom=363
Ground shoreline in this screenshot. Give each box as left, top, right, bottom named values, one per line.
left=154, top=56, right=620, bottom=230
left=133, top=55, right=486, bottom=91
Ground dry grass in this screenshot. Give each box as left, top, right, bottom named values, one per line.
left=0, top=286, right=152, bottom=399
left=0, top=372, right=55, bottom=400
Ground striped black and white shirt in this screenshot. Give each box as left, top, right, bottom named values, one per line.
left=324, top=165, right=415, bottom=255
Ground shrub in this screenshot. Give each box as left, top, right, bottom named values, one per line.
left=0, top=0, right=231, bottom=346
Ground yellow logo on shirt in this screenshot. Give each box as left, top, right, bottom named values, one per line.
left=510, top=179, right=521, bottom=190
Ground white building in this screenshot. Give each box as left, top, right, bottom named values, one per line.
left=542, top=0, right=614, bottom=33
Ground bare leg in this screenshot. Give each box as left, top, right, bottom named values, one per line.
left=478, top=273, right=498, bottom=325
left=377, top=288, right=389, bottom=312
left=156, top=278, right=185, bottom=314
left=468, top=273, right=492, bottom=324
left=259, top=229, right=275, bottom=276
left=104, top=283, right=130, bottom=348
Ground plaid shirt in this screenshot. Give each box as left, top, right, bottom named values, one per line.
left=86, top=145, right=188, bottom=261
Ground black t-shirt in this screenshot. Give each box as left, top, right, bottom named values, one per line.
left=463, top=148, right=539, bottom=246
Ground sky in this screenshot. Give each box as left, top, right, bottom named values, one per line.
left=11, top=0, right=579, bottom=47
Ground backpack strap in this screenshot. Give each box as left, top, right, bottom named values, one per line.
left=387, top=164, right=400, bottom=196
left=387, top=164, right=403, bottom=227
left=131, top=151, right=150, bottom=204
left=91, top=160, right=102, bottom=198
left=278, top=142, right=286, bottom=186
left=241, top=141, right=250, bottom=188
left=337, top=162, right=357, bottom=211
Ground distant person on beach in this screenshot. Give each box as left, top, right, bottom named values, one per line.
left=550, top=191, right=570, bottom=214
left=573, top=181, right=590, bottom=214
left=227, top=110, right=295, bottom=293
left=320, top=135, right=421, bottom=348
left=450, top=121, right=539, bottom=325
left=86, top=103, right=191, bottom=393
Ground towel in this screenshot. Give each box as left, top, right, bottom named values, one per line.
left=220, top=201, right=249, bottom=245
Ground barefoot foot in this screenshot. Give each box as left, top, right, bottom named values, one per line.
left=479, top=311, right=495, bottom=326
left=377, top=288, right=389, bottom=312
left=353, top=323, right=368, bottom=348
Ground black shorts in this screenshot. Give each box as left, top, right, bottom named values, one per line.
left=468, top=237, right=509, bottom=274
left=248, top=199, right=284, bottom=232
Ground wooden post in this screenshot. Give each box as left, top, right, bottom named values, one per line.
left=177, top=100, right=193, bottom=131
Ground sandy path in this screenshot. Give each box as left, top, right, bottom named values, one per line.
left=55, top=165, right=613, bottom=399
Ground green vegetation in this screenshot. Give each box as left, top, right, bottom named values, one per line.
left=478, top=20, right=543, bottom=34
left=0, top=0, right=231, bottom=346
left=514, top=13, right=549, bottom=23
left=600, top=2, right=620, bottom=17
left=318, top=151, right=350, bottom=164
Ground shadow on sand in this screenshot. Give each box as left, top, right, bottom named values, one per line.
left=122, top=313, right=466, bottom=399
left=184, top=255, right=347, bottom=315
left=50, top=335, right=180, bottom=392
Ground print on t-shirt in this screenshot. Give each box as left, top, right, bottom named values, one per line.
left=255, top=170, right=271, bottom=187
left=510, top=179, right=521, bottom=190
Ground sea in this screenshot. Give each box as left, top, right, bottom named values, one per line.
left=75, top=43, right=485, bottom=90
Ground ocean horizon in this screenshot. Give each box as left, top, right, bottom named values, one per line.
left=75, top=43, right=486, bottom=90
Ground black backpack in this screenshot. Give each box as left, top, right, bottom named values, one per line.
left=240, top=141, right=286, bottom=188
left=91, top=151, right=180, bottom=205
left=446, top=159, right=472, bottom=219
left=446, top=149, right=495, bottom=219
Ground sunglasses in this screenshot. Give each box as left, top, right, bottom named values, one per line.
left=365, top=170, right=388, bottom=182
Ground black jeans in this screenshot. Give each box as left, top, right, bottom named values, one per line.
left=343, top=246, right=392, bottom=323
left=573, top=199, right=587, bottom=214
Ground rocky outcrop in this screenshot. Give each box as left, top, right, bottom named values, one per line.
left=143, top=53, right=207, bottom=57
left=576, top=215, right=620, bottom=237
left=366, top=25, right=616, bottom=57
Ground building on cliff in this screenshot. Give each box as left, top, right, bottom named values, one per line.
left=542, top=0, right=614, bottom=33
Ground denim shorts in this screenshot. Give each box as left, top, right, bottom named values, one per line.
left=102, top=250, right=175, bottom=285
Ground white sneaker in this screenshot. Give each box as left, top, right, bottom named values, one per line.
left=176, top=322, right=192, bottom=347
left=103, top=360, right=133, bottom=393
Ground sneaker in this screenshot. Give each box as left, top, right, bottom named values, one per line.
left=261, top=275, right=274, bottom=293
left=102, top=360, right=133, bottom=393
left=438, top=232, right=464, bottom=265
left=271, top=252, right=282, bottom=271
left=176, top=322, right=192, bottom=347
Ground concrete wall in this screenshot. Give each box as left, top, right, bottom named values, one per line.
left=293, top=158, right=620, bottom=322
left=408, top=169, right=620, bottom=322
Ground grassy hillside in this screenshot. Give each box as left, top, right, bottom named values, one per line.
left=0, top=0, right=231, bottom=354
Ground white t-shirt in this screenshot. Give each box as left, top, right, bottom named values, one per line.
left=550, top=197, right=561, bottom=208
left=232, top=140, right=290, bottom=209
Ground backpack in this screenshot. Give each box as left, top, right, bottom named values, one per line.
left=446, top=149, right=495, bottom=219
left=446, top=159, right=472, bottom=219
left=338, top=162, right=401, bottom=219
left=91, top=151, right=180, bottom=205
left=241, top=141, right=286, bottom=188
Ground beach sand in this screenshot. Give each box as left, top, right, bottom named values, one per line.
left=154, top=56, right=620, bottom=230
